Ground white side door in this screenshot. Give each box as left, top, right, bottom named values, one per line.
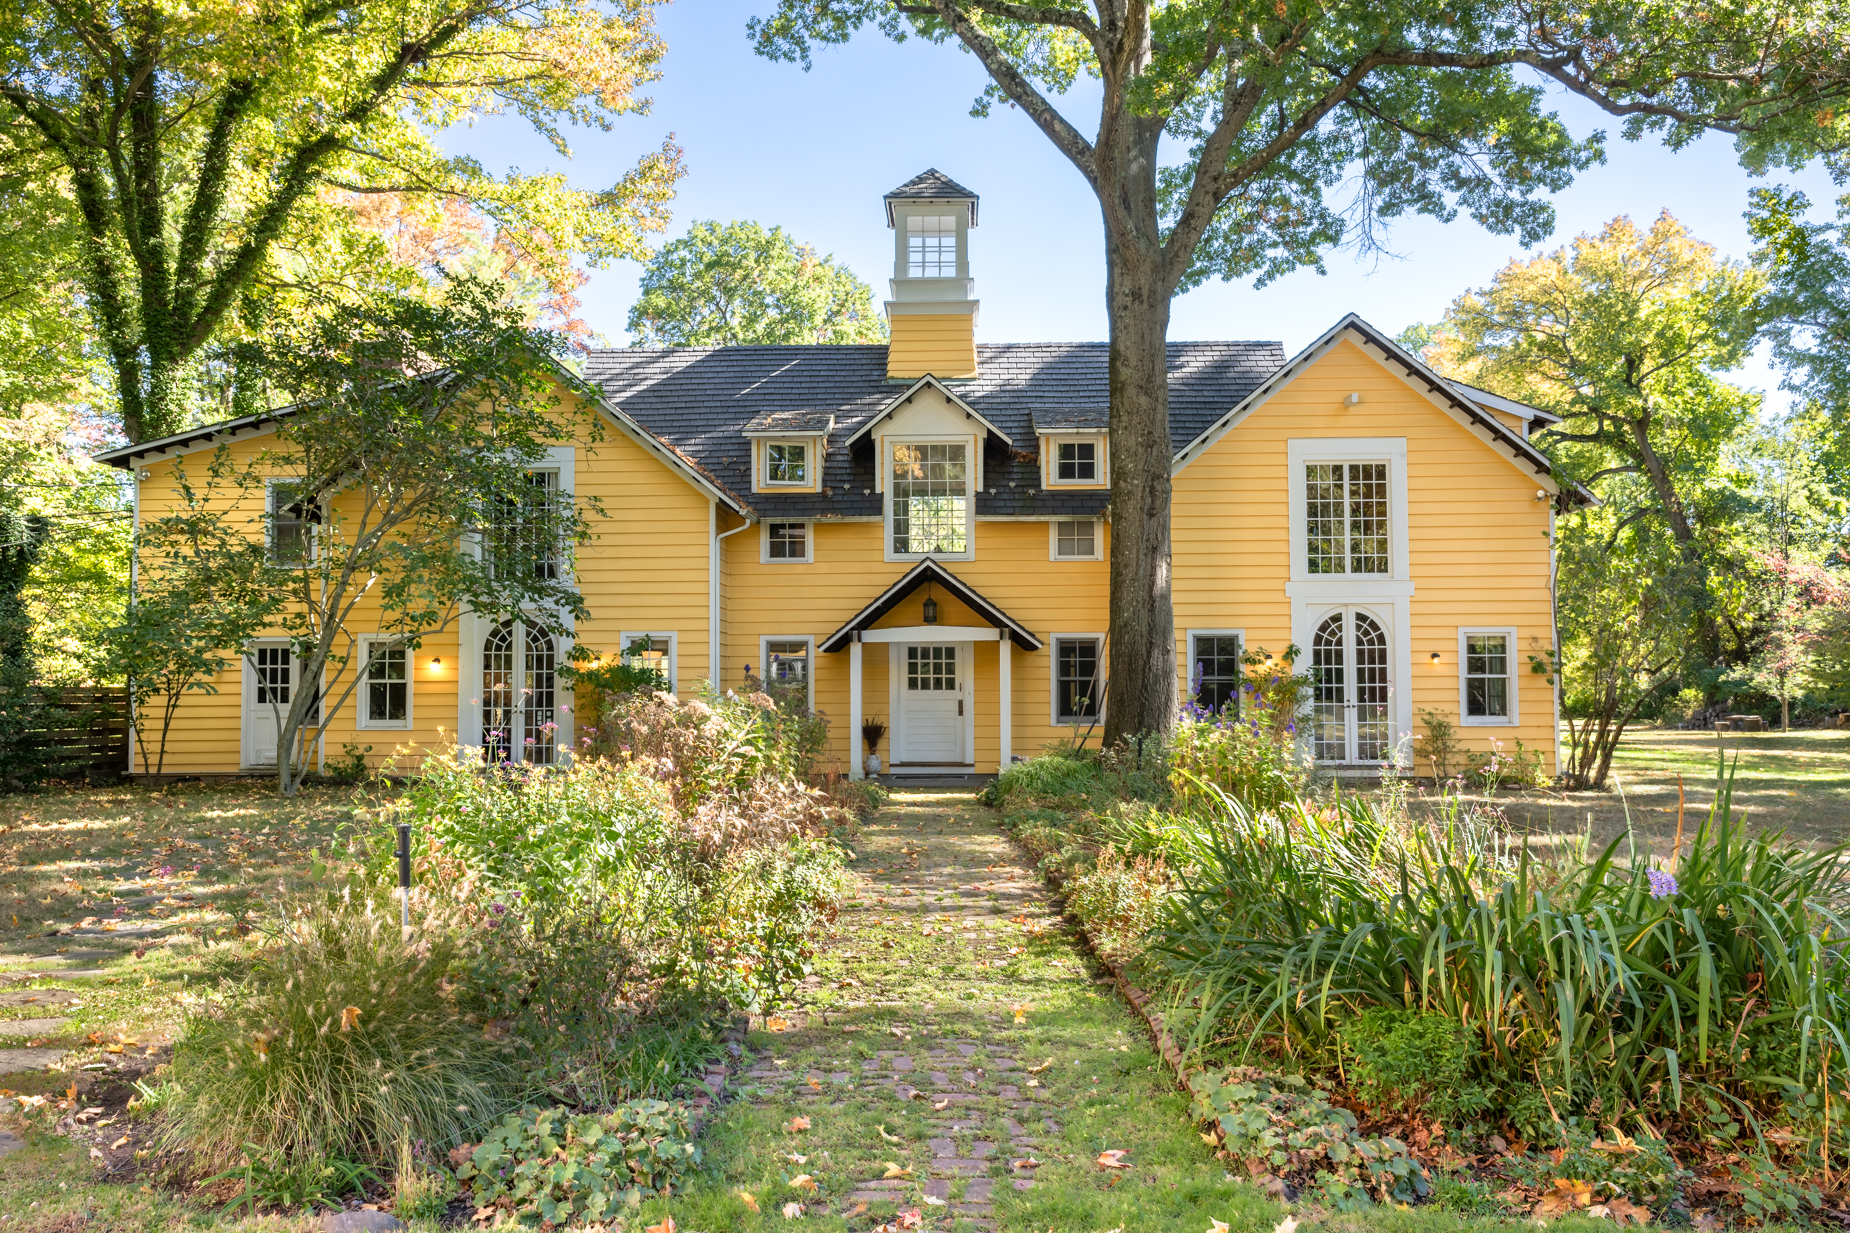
left=242, top=643, right=294, bottom=767
left=899, top=643, right=965, bottom=763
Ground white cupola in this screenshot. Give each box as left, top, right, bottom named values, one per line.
left=882, top=169, right=980, bottom=380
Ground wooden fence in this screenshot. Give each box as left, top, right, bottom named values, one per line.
left=16, top=685, right=130, bottom=778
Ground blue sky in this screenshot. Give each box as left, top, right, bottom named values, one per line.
left=446, top=0, right=1839, bottom=414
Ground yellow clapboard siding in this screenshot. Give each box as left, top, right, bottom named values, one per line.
left=887, top=315, right=977, bottom=378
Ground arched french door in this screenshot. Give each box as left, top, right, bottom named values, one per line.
left=482, top=620, right=558, bottom=765
left=1310, top=609, right=1392, bottom=764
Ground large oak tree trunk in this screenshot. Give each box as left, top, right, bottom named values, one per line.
left=1102, top=238, right=1177, bottom=748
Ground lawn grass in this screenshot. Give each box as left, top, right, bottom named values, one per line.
left=1428, top=725, right=1850, bottom=859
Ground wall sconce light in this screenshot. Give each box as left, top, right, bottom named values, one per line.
left=1430, top=652, right=1442, bottom=663
left=1263, top=653, right=1274, bottom=664
left=922, top=580, right=938, bottom=625
left=430, top=657, right=443, bottom=672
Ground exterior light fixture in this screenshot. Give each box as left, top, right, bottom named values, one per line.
left=922, top=580, right=938, bottom=625
left=1431, top=652, right=1442, bottom=663
left=430, top=657, right=443, bottom=672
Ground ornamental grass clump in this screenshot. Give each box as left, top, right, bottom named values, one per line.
left=1158, top=766, right=1850, bottom=1147
left=164, top=894, right=518, bottom=1170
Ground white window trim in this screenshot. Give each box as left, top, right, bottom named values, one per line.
left=762, top=439, right=812, bottom=487
left=1045, top=435, right=1105, bottom=486
left=620, top=630, right=678, bottom=695
left=355, top=636, right=413, bottom=730
left=760, top=520, right=815, bottom=564
left=1048, top=518, right=1103, bottom=561
left=759, top=635, right=817, bottom=711
left=1458, top=626, right=1520, bottom=727
left=884, top=435, right=977, bottom=563
left=1184, top=628, right=1246, bottom=708
left=265, top=478, right=318, bottom=567
left=1050, top=631, right=1106, bottom=727
left=1286, top=438, right=1409, bottom=583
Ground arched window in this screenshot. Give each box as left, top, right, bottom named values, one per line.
left=1310, top=609, right=1393, bottom=764
left=481, top=620, right=558, bottom=764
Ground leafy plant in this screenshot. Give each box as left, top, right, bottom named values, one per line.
left=1496, top=1125, right=1685, bottom=1209
left=1340, top=1008, right=1488, bottom=1125
left=199, top=1143, right=378, bottom=1216
left=1156, top=763, right=1850, bottom=1147
left=324, top=743, right=372, bottom=785
left=391, top=1125, right=458, bottom=1222
left=165, top=894, right=519, bottom=1168
left=1066, top=845, right=1172, bottom=963
left=1416, top=708, right=1466, bottom=782
left=1190, top=1067, right=1429, bottom=1203
left=454, top=1102, right=701, bottom=1226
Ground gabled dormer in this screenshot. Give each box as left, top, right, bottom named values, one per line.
left=883, top=169, right=980, bottom=381
left=1031, top=409, right=1109, bottom=489
left=744, top=410, right=835, bottom=494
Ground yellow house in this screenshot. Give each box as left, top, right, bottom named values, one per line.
left=98, top=169, right=1584, bottom=780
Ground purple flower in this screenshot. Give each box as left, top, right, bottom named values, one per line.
left=1647, top=868, right=1678, bottom=899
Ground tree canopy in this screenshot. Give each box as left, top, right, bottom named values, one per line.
left=749, top=0, right=1850, bottom=744
left=0, top=0, right=684, bottom=443
left=627, top=220, right=888, bottom=347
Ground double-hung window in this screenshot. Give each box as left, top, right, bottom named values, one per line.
left=620, top=632, right=676, bottom=693
left=762, top=638, right=813, bottom=709
left=906, top=216, right=957, bottom=277
left=1460, top=629, right=1517, bottom=724
left=1305, top=462, right=1389, bottom=575
left=1189, top=633, right=1244, bottom=716
left=891, top=442, right=968, bottom=556
left=765, top=442, right=808, bottom=485
left=1053, top=636, right=1103, bottom=724
left=488, top=470, right=560, bottom=580
left=360, top=641, right=409, bottom=728
left=268, top=482, right=316, bottom=566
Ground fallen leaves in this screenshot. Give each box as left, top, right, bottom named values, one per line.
left=921, top=1194, right=947, bottom=1206
left=896, top=1210, right=923, bottom=1230
left=1026, top=1058, right=1054, bottom=1073
left=767, top=1014, right=791, bottom=1032
left=788, top=1174, right=817, bottom=1193
left=1208, top=1221, right=1231, bottom=1233
left=1594, top=1197, right=1651, bottom=1227
left=737, top=1190, right=760, bottom=1213
left=109, top=1135, right=130, bottom=1150
left=644, top=1218, right=676, bottom=1233
left=781, top=1201, right=804, bottom=1219
left=878, top=1124, right=903, bottom=1143
left=339, top=1005, right=362, bottom=1033
left=882, top=1162, right=912, bottom=1179
left=932, top=1099, right=949, bottom=1111
left=1535, top=1178, right=1594, bottom=1219
left=1273, top=1218, right=1299, bottom=1233
left=1011, top=1157, right=1042, bottom=1169
left=1096, top=1148, right=1130, bottom=1169
left=1010, top=1003, right=1031, bottom=1024
left=784, top=1116, right=811, bottom=1133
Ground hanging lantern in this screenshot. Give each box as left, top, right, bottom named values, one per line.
left=922, top=580, right=938, bottom=625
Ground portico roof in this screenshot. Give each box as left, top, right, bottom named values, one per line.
left=819, top=558, right=1042, bottom=653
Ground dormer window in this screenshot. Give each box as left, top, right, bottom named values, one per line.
left=906, top=216, right=958, bottom=277
left=766, top=441, right=808, bottom=485
left=1056, top=441, right=1097, bottom=482
left=891, top=441, right=969, bottom=556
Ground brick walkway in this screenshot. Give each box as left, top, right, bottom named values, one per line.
left=715, top=788, right=1138, bottom=1231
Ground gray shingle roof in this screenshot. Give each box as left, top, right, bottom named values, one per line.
left=1031, top=408, right=1110, bottom=432
left=582, top=341, right=1285, bottom=520
left=884, top=169, right=979, bottom=225
left=743, top=410, right=835, bottom=434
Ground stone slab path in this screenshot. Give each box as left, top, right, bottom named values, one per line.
left=655, top=789, right=1274, bottom=1233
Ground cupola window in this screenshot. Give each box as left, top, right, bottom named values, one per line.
left=906, top=216, right=958, bottom=277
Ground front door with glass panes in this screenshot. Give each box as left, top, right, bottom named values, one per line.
left=1310, top=610, right=1392, bottom=764
left=481, top=620, right=559, bottom=764
left=899, top=644, right=965, bottom=763
left=243, top=641, right=317, bottom=767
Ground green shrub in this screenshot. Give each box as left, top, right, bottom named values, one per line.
left=1170, top=716, right=1310, bottom=812
left=1065, top=844, right=1172, bottom=963
left=1190, top=1067, right=1429, bottom=1204
left=199, top=1145, right=378, bottom=1216
left=988, top=751, right=1101, bottom=807
left=1157, top=767, right=1850, bottom=1148
left=1341, top=1008, right=1488, bottom=1126
left=455, top=1101, right=701, bottom=1226
left=165, top=895, right=518, bottom=1168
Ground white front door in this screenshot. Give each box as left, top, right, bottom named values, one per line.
left=899, top=644, right=965, bottom=763
left=243, top=643, right=315, bottom=768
